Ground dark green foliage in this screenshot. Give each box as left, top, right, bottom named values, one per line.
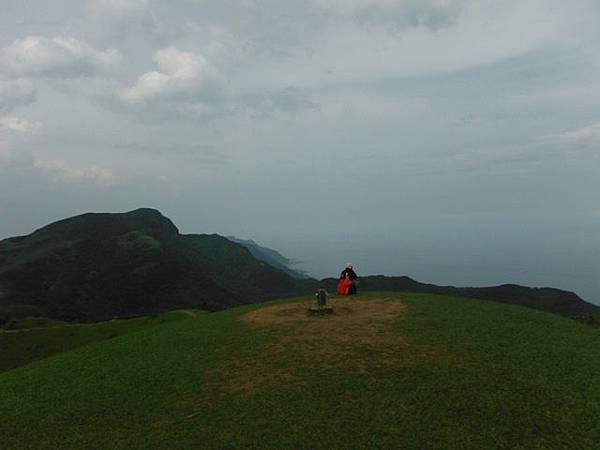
left=573, top=313, right=600, bottom=327
left=0, top=209, right=307, bottom=322
left=0, top=304, right=46, bottom=329
left=31, top=207, right=179, bottom=241
left=177, top=234, right=299, bottom=299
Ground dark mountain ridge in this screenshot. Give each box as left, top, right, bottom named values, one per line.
left=31, top=208, right=180, bottom=240
left=226, top=236, right=310, bottom=279
left=1, top=208, right=596, bottom=325
left=320, top=275, right=599, bottom=317
left=0, top=208, right=306, bottom=322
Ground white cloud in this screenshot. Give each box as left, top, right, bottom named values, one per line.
left=0, top=145, right=114, bottom=186
left=559, top=123, right=600, bottom=143
left=119, top=47, right=215, bottom=104
left=115, top=47, right=221, bottom=119
left=1, top=35, right=121, bottom=77
left=0, top=78, right=36, bottom=111
left=0, top=115, right=42, bottom=134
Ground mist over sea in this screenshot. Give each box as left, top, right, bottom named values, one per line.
left=260, top=226, right=600, bottom=306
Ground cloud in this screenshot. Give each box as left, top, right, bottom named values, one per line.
left=32, top=158, right=115, bottom=186
left=0, top=78, right=36, bottom=112
left=0, top=115, right=42, bottom=134
left=313, top=0, right=467, bottom=31
left=0, top=146, right=114, bottom=186
left=243, top=86, right=319, bottom=119
left=115, top=47, right=221, bottom=120
left=93, top=0, right=149, bottom=11
left=113, top=140, right=229, bottom=164
left=0, top=141, right=13, bottom=162
left=559, top=123, right=600, bottom=143
left=1, top=35, right=121, bottom=77
left=0, top=145, right=34, bottom=170
left=90, top=0, right=162, bottom=39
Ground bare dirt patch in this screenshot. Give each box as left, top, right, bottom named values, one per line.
left=204, top=297, right=436, bottom=398
left=243, top=297, right=411, bottom=370
left=244, top=297, right=404, bottom=326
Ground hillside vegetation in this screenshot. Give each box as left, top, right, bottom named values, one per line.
left=1, top=208, right=595, bottom=326
left=0, top=208, right=306, bottom=322
left=1, top=293, right=599, bottom=449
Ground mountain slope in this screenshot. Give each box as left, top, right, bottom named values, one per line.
left=0, top=208, right=305, bottom=322
left=177, top=234, right=299, bottom=299
left=226, top=236, right=309, bottom=279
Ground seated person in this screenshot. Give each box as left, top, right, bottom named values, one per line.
left=337, top=263, right=358, bottom=295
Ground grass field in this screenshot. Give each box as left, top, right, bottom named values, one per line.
left=1, top=293, right=599, bottom=449
left=0, top=310, right=202, bottom=373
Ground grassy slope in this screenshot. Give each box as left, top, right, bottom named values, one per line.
left=0, top=311, right=202, bottom=373
left=1, top=293, right=599, bottom=449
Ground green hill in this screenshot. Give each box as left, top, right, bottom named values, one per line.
left=0, top=310, right=202, bottom=373
left=1, top=293, right=599, bottom=449
left=0, top=208, right=308, bottom=323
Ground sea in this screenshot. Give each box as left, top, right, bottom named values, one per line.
left=261, top=229, right=600, bottom=306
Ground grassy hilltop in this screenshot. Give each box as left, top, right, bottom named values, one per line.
left=1, top=292, right=599, bottom=449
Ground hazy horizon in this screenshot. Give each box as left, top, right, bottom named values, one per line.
left=2, top=207, right=598, bottom=306
left=262, top=230, right=600, bottom=306
left=1, top=1, right=599, bottom=305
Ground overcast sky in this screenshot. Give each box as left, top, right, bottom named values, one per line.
left=1, top=0, right=599, bottom=295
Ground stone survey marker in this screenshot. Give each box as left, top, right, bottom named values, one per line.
left=309, top=288, right=334, bottom=315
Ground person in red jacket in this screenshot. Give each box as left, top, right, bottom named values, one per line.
left=337, top=263, right=358, bottom=295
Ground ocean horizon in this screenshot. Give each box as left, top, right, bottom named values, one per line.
left=260, top=229, right=600, bottom=306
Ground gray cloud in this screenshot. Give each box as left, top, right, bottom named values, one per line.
left=0, top=78, right=36, bottom=111
left=314, top=0, right=467, bottom=32
left=243, top=86, right=319, bottom=119
left=92, top=0, right=148, bottom=12
left=112, top=140, right=229, bottom=165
